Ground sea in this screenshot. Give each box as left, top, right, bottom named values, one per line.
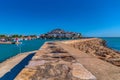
left=0, top=37, right=120, bottom=62
left=100, top=37, right=120, bottom=51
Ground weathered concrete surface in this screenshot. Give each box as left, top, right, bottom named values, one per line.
left=15, top=38, right=120, bottom=80
left=0, top=50, right=37, bottom=78
left=58, top=38, right=120, bottom=80
left=62, top=38, right=120, bottom=67
left=72, top=63, right=96, bottom=79
left=15, top=42, right=96, bottom=80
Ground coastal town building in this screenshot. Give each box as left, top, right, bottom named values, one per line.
left=40, top=28, right=81, bottom=39
left=0, top=34, right=39, bottom=44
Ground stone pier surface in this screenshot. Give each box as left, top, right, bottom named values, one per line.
left=0, top=50, right=37, bottom=78
left=15, top=38, right=120, bottom=80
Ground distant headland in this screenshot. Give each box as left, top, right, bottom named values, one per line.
left=40, top=28, right=82, bottom=39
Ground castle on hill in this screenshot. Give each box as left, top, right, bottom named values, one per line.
left=40, top=28, right=82, bottom=39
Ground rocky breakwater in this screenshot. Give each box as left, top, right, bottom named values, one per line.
left=62, top=38, right=120, bottom=67
left=15, top=42, right=96, bottom=80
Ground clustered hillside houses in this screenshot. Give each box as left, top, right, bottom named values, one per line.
left=40, top=28, right=82, bottom=39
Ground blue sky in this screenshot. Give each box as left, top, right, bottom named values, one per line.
left=0, top=0, right=120, bottom=37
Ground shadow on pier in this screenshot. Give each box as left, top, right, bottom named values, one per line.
left=0, top=53, right=35, bottom=80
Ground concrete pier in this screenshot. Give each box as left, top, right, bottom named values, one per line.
left=0, top=50, right=37, bottom=78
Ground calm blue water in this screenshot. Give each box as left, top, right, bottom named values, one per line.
left=100, top=37, right=120, bottom=51
left=0, top=38, right=120, bottom=62
left=0, top=39, right=46, bottom=62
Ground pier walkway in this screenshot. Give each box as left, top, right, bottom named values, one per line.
left=0, top=50, right=37, bottom=79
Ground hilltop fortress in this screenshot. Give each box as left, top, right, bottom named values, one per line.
left=40, top=28, right=81, bottom=39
